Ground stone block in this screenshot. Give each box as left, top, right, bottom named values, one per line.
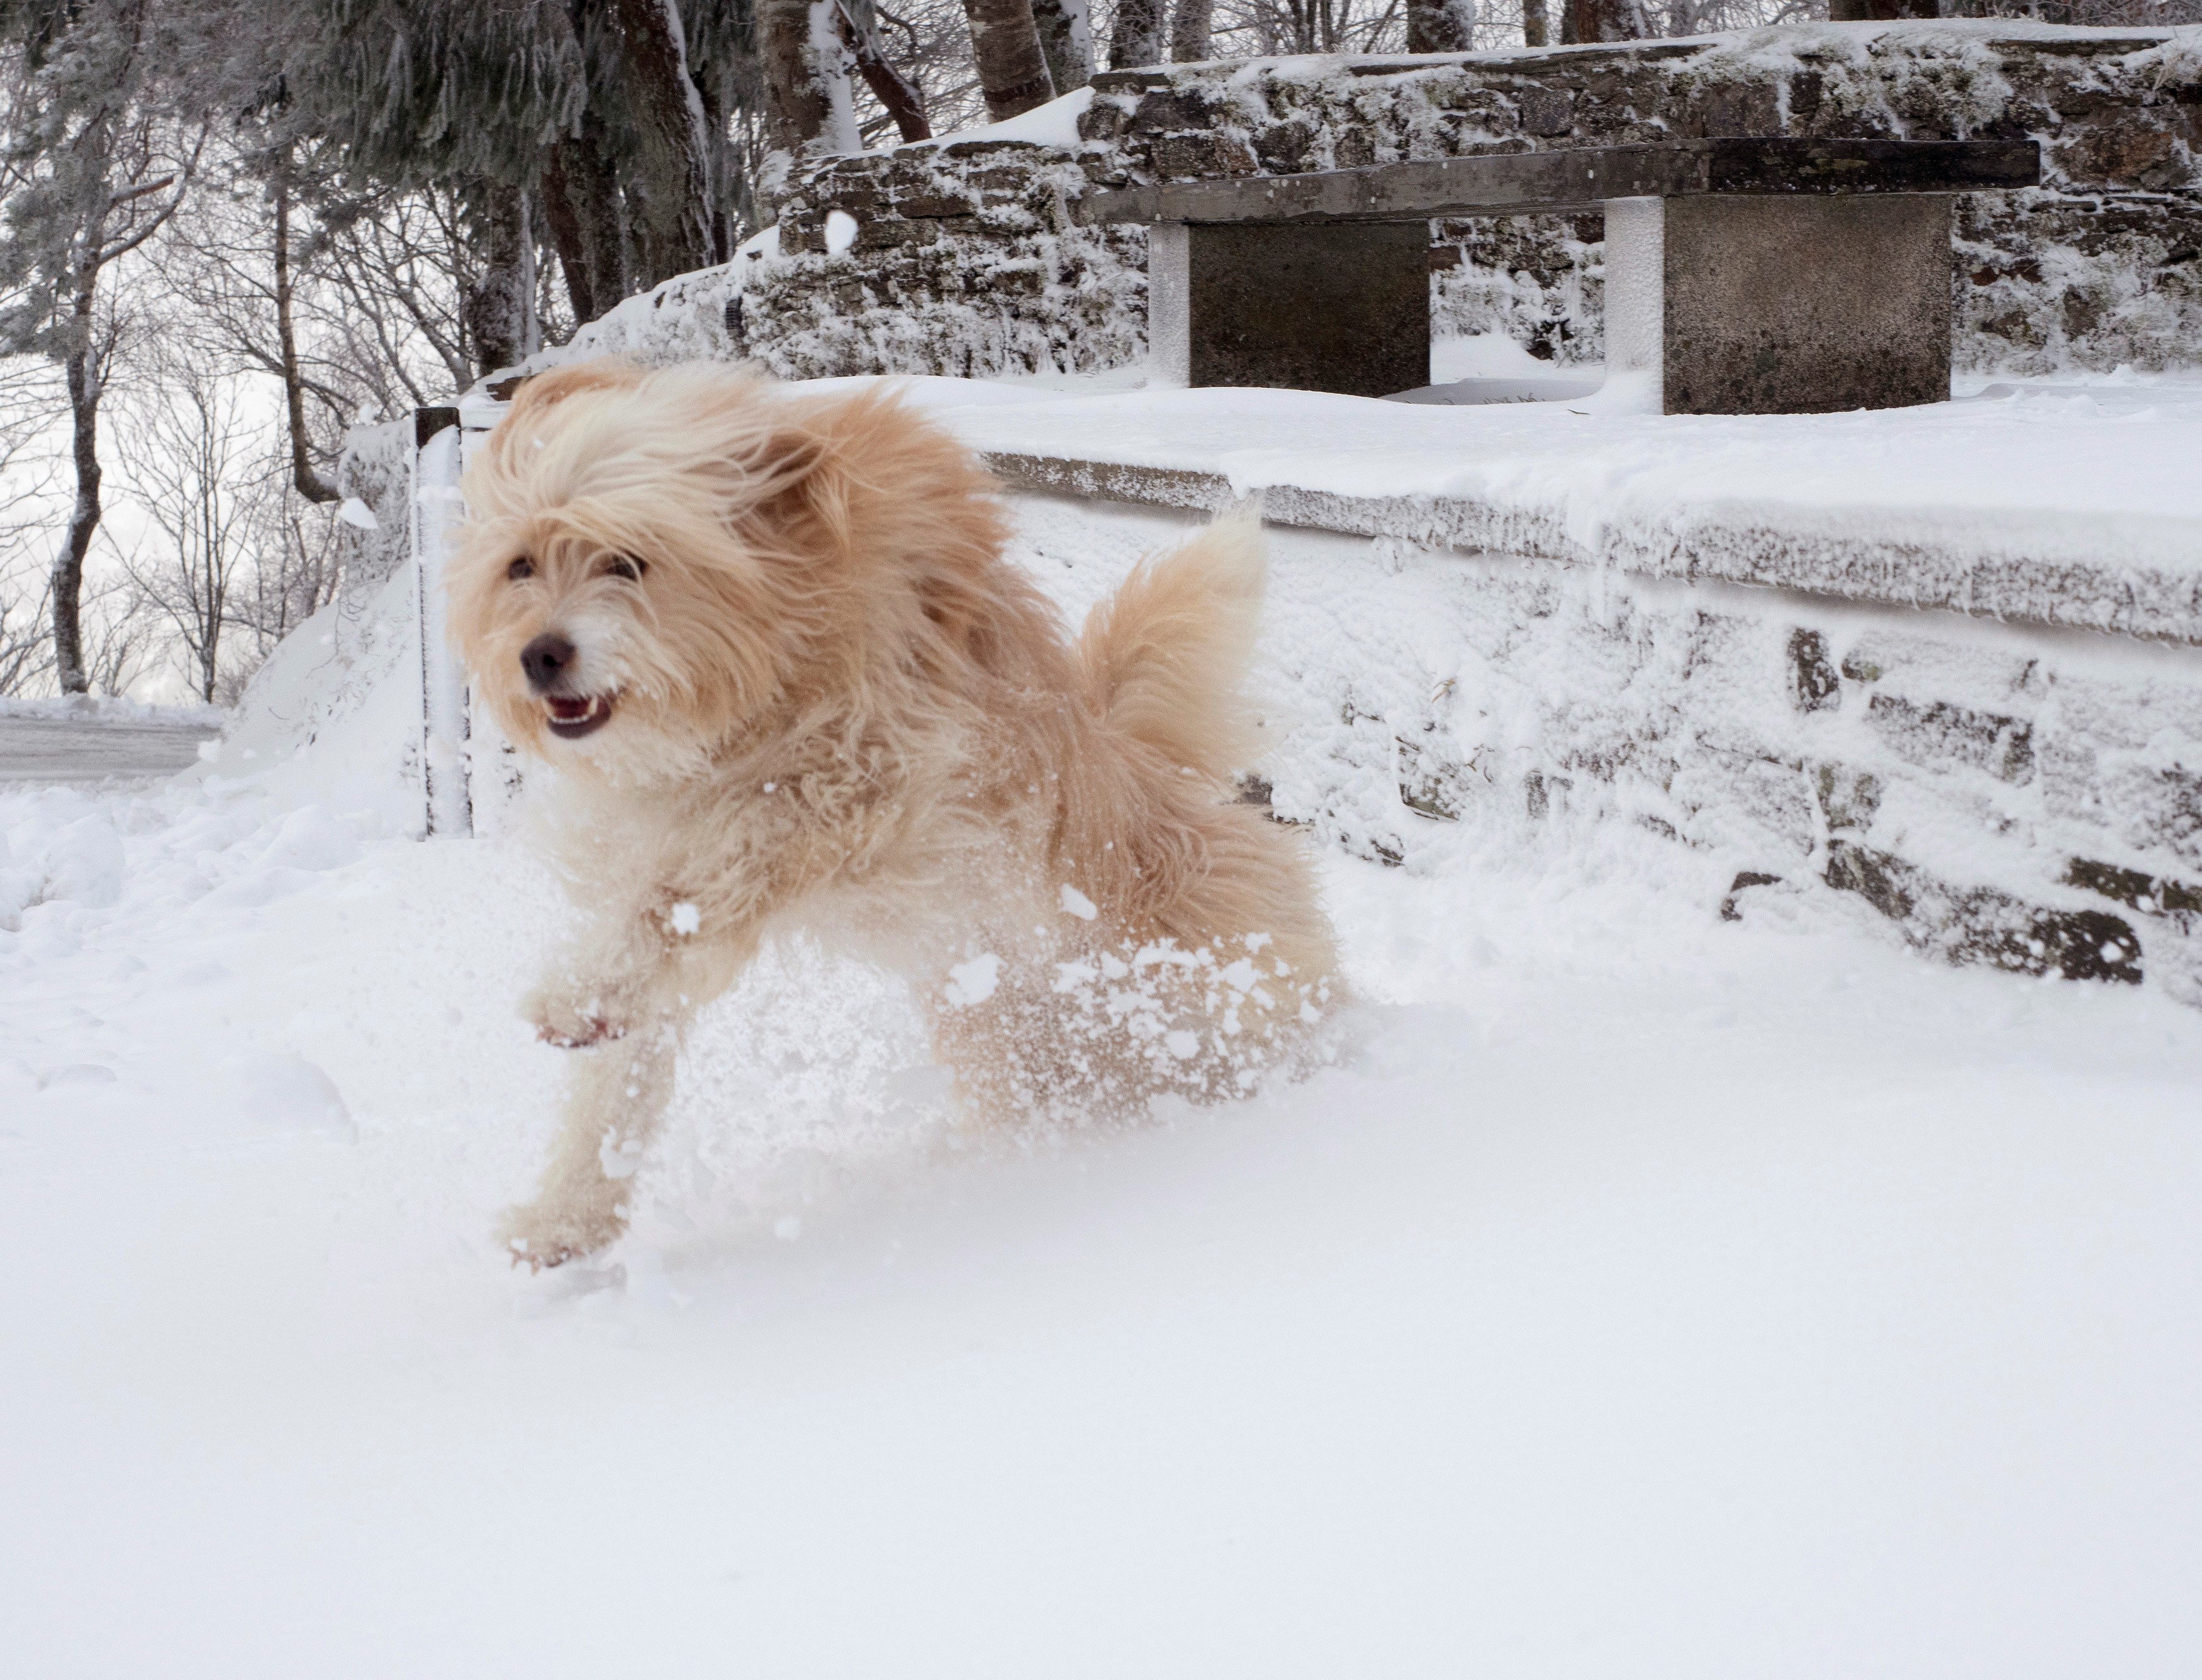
left=1146, top=221, right=1430, bottom=398
left=1826, top=840, right=2142, bottom=984
left=1606, top=192, right=1954, bottom=416
left=1149, top=133, right=1257, bottom=180
left=1867, top=692, right=2036, bottom=784
left=1788, top=628, right=1842, bottom=713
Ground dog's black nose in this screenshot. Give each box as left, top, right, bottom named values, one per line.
left=520, top=633, right=576, bottom=693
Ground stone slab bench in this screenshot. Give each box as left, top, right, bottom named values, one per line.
left=1078, top=138, right=2042, bottom=414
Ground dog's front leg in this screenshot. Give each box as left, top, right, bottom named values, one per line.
left=503, top=910, right=763, bottom=1268
left=498, top=1015, right=683, bottom=1268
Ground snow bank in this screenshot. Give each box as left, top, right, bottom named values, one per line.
left=4, top=477, right=2201, bottom=1675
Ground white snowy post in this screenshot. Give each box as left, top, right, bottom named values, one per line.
left=413, top=409, right=473, bottom=838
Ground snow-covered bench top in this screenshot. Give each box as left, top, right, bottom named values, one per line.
left=844, top=372, right=2202, bottom=646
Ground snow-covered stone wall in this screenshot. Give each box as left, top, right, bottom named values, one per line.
left=724, top=23, right=2200, bottom=381
left=1080, top=23, right=2202, bottom=375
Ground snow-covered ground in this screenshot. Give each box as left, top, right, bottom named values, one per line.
left=5, top=474, right=2199, bottom=1676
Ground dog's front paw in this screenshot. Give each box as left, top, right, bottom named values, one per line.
left=496, top=1197, right=626, bottom=1271
left=523, top=985, right=631, bottom=1050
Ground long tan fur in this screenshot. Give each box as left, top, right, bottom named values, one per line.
left=449, top=360, right=1339, bottom=1267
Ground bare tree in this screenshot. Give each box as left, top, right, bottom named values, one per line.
left=116, top=355, right=267, bottom=702
left=843, top=1, right=935, bottom=140
left=0, top=577, right=51, bottom=695
left=0, top=11, right=199, bottom=694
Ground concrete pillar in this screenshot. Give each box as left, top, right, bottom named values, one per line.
left=1602, top=193, right=1955, bottom=415
left=1146, top=221, right=1430, bottom=397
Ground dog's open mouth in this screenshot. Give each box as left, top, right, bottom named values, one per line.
left=544, top=692, right=615, bottom=739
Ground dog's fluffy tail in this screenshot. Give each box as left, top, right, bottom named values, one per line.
left=1076, top=509, right=1265, bottom=783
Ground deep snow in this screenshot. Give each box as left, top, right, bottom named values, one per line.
left=3, top=479, right=2199, bottom=1676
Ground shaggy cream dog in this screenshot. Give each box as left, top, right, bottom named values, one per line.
left=449, top=360, right=1339, bottom=1267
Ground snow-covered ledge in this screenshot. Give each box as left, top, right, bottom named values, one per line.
left=901, top=379, right=2202, bottom=646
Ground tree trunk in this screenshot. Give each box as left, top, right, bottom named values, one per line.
left=606, top=0, right=714, bottom=287
left=842, top=9, right=932, bottom=142
left=1827, top=0, right=1940, bottom=17
left=1560, top=0, right=1645, bottom=43
left=1407, top=0, right=1477, bottom=52
left=1030, top=0, right=1092, bottom=94
left=540, top=146, right=598, bottom=324
left=273, top=169, right=338, bottom=504
left=761, top=0, right=861, bottom=167
left=1522, top=0, right=1550, bottom=45
left=1168, top=0, right=1212, bottom=62
left=566, top=115, right=632, bottom=315
left=963, top=0, right=1055, bottom=122
left=462, top=186, right=528, bottom=377
left=1109, top=0, right=1163, bottom=69
left=52, top=281, right=102, bottom=697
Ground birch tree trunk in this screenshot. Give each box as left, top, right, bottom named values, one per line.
left=1030, top=0, right=1093, bottom=94
left=1109, top=0, right=1164, bottom=69
left=962, top=0, right=1056, bottom=123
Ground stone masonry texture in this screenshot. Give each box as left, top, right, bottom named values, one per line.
left=749, top=23, right=2201, bottom=380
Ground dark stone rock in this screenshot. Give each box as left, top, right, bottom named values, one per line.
left=1720, top=869, right=1784, bottom=921
left=1255, top=120, right=1316, bottom=172
left=2064, top=857, right=2202, bottom=919
left=1838, top=648, right=1884, bottom=682
left=1826, top=840, right=2142, bottom=984
left=1788, top=628, right=1842, bottom=713
left=893, top=193, right=980, bottom=218
left=1866, top=693, right=2035, bottom=784
left=1149, top=133, right=1257, bottom=180
left=1524, top=769, right=1571, bottom=820
left=1518, top=86, right=1572, bottom=137
left=1131, top=90, right=1217, bottom=135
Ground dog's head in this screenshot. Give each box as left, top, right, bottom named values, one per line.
left=447, top=359, right=1003, bottom=782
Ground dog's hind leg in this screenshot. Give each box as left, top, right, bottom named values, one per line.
left=498, top=1016, right=684, bottom=1269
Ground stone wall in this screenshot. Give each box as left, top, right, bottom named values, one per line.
left=752, top=22, right=2199, bottom=380
left=752, top=140, right=1149, bottom=379
left=1010, top=492, right=2202, bottom=1006
left=1081, top=23, right=2202, bottom=373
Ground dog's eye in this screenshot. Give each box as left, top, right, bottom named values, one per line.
left=605, top=555, right=646, bottom=582
left=507, top=557, right=535, bottom=581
